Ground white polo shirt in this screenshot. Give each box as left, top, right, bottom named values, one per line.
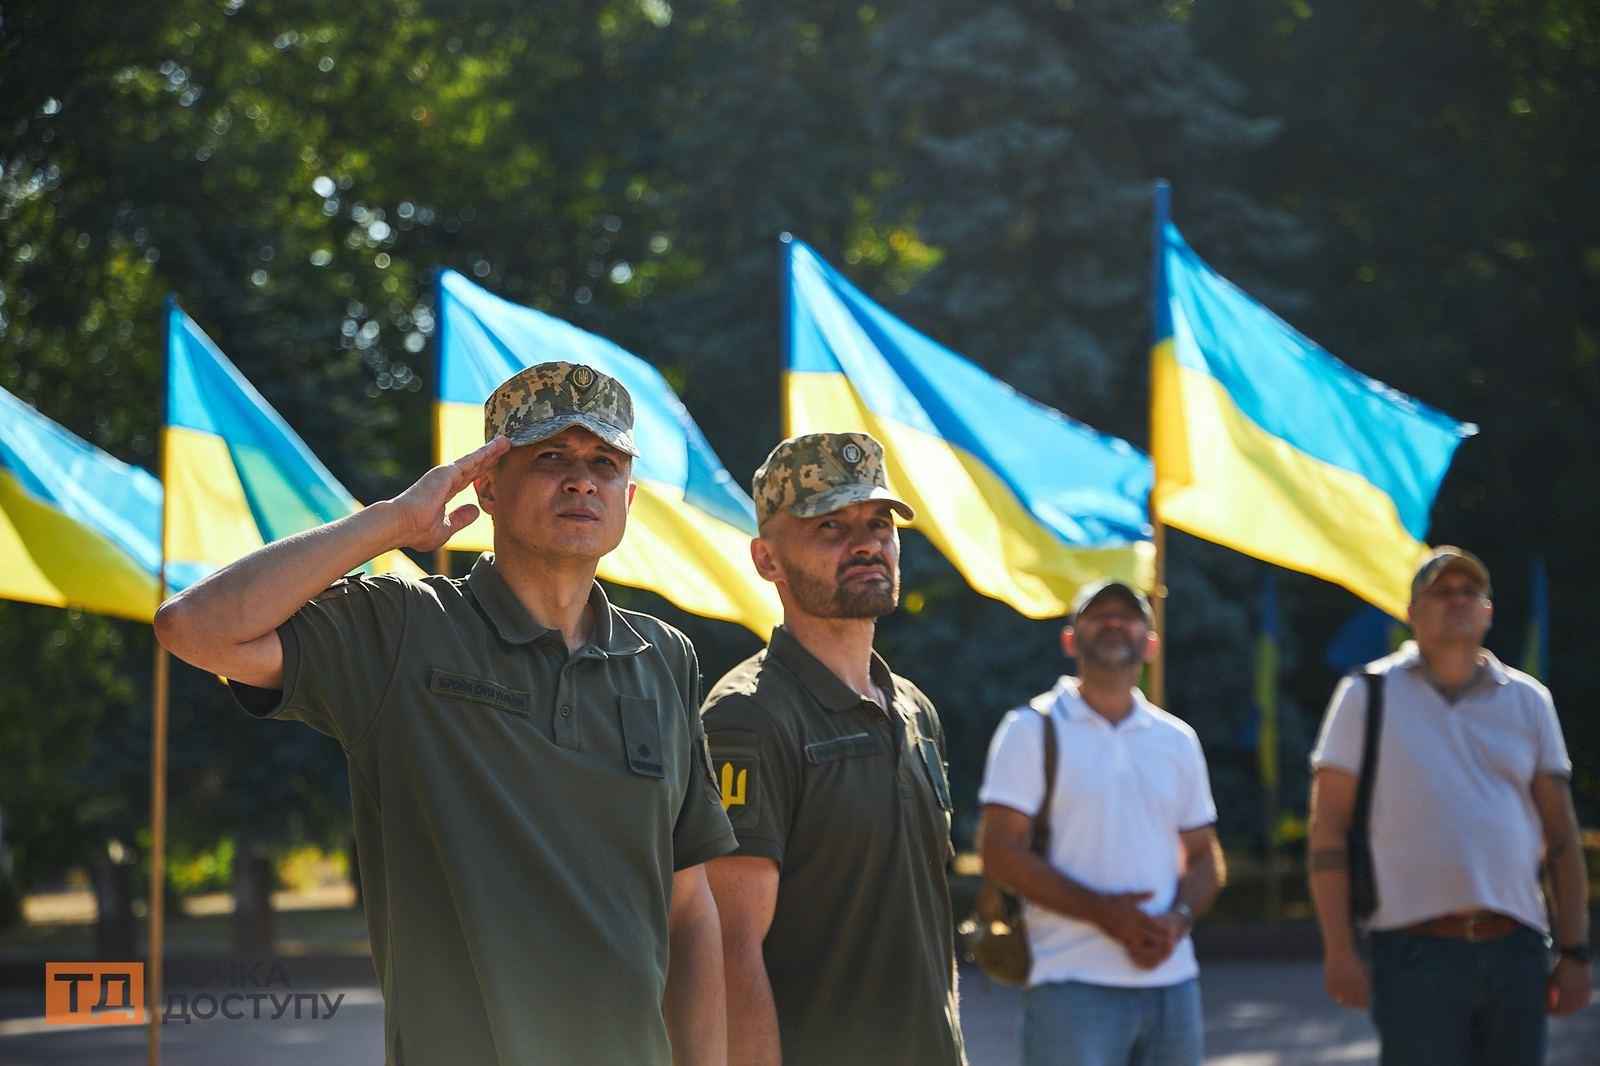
left=1310, top=643, right=1571, bottom=934
left=978, top=677, right=1217, bottom=988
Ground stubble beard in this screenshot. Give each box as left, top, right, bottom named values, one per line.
left=1079, top=632, right=1141, bottom=669
left=785, top=561, right=899, bottom=620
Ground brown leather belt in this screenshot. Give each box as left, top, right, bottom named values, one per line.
left=1394, top=912, right=1521, bottom=942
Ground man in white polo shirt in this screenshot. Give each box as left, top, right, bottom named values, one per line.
left=1308, top=546, right=1590, bottom=1065
left=979, top=579, right=1225, bottom=1066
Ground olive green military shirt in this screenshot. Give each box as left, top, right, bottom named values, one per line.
left=702, top=626, right=966, bottom=1066
left=231, top=553, right=736, bottom=1066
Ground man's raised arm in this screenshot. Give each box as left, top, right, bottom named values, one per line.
left=153, top=437, right=509, bottom=688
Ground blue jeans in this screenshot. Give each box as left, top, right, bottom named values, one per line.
left=1370, top=925, right=1549, bottom=1066
left=1021, top=978, right=1203, bottom=1066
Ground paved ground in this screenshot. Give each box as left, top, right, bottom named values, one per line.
left=1, top=960, right=1595, bottom=1064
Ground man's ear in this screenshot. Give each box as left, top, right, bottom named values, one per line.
left=750, top=537, right=783, bottom=584
left=1142, top=629, right=1161, bottom=664
left=626, top=481, right=637, bottom=509
left=1060, top=626, right=1077, bottom=660
left=475, top=469, right=497, bottom=517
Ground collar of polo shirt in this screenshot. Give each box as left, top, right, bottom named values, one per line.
left=1394, top=640, right=1510, bottom=696
left=467, top=553, right=650, bottom=657
left=1047, top=675, right=1157, bottom=731
left=767, top=625, right=896, bottom=713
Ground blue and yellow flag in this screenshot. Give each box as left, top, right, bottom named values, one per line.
left=1323, top=605, right=1409, bottom=674
left=433, top=270, right=781, bottom=636
left=1522, top=554, right=1548, bottom=681
left=782, top=237, right=1154, bottom=618
left=164, top=298, right=421, bottom=586
left=0, top=386, right=164, bottom=620
left=1150, top=192, right=1476, bottom=620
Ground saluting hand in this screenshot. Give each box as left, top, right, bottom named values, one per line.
left=385, top=436, right=512, bottom=551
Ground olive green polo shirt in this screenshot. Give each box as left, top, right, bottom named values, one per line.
left=231, top=552, right=736, bottom=1066
left=702, top=626, right=966, bottom=1066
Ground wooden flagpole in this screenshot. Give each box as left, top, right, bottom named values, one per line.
left=1150, top=516, right=1167, bottom=707
left=147, top=296, right=175, bottom=1066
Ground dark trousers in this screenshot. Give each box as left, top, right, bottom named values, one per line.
left=1370, top=925, right=1550, bottom=1066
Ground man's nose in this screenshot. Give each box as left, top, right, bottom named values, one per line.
left=563, top=466, right=598, bottom=494
left=849, top=528, right=885, bottom=553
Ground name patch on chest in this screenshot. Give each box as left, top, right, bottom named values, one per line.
left=427, top=667, right=531, bottom=717
left=804, top=731, right=885, bottom=765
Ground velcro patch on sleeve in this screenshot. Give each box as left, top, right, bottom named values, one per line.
left=708, top=729, right=760, bottom=829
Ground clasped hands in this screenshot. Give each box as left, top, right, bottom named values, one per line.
left=1090, top=891, right=1188, bottom=970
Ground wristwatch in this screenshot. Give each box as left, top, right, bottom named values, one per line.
left=1172, top=903, right=1194, bottom=927
left=1557, top=944, right=1590, bottom=966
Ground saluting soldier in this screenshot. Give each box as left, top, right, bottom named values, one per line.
left=155, top=362, right=736, bottom=1066
left=702, top=432, right=967, bottom=1066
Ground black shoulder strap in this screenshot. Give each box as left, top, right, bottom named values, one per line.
left=1030, top=707, right=1059, bottom=856
left=1350, top=672, right=1384, bottom=837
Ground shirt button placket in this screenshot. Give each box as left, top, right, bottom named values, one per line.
left=555, top=662, right=579, bottom=749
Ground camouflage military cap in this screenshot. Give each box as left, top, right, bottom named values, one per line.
left=752, top=432, right=914, bottom=527
left=483, top=361, right=638, bottom=457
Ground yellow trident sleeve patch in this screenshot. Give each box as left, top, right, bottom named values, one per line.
left=719, top=761, right=747, bottom=810
left=713, top=755, right=758, bottom=827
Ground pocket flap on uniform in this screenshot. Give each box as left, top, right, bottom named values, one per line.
left=804, top=731, right=884, bottom=765
left=619, top=695, right=665, bottom=778
left=917, top=736, right=954, bottom=812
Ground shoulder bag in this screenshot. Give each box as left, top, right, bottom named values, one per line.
left=1346, top=671, right=1384, bottom=922
left=963, top=702, right=1059, bottom=986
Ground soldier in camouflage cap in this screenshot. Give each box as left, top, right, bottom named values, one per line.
left=155, top=350, right=739, bottom=1063
left=702, top=431, right=965, bottom=1066
left=752, top=431, right=914, bottom=526
left=484, top=360, right=639, bottom=456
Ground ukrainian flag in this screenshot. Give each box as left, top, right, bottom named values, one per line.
left=782, top=237, right=1154, bottom=618
left=1521, top=554, right=1548, bottom=681
left=0, top=386, right=164, bottom=620
left=164, top=298, right=422, bottom=586
left=433, top=269, right=781, bottom=636
left=1150, top=192, right=1476, bottom=620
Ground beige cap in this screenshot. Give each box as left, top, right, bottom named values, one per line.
left=1071, top=579, right=1155, bottom=626
left=1410, top=545, right=1492, bottom=602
